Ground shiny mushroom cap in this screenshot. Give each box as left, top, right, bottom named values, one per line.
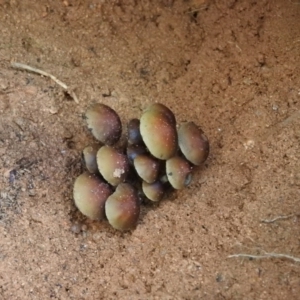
left=82, top=144, right=101, bottom=174
left=142, top=180, right=165, bottom=202
left=133, top=154, right=161, bottom=184
left=85, top=103, right=122, bottom=145
left=73, top=172, right=112, bottom=220
left=140, top=104, right=177, bottom=160
left=105, top=183, right=140, bottom=231
left=97, top=146, right=130, bottom=186
left=166, top=156, right=193, bottom=189
left=178, top=122, right=209, bottom=166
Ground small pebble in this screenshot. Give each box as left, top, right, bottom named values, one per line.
left=71, top=223, right=82, bottom=234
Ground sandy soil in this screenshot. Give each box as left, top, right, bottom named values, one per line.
left=0, top=0, right=299, bottom=299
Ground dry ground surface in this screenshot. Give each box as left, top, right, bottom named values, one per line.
left=0, top=0, right=300, bottom=299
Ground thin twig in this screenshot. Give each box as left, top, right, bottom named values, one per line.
left=228, top=252, right=300, bottom=263
left=261, top=214, right=297, bottom=224
left=11, top=62, right=79, bottom=103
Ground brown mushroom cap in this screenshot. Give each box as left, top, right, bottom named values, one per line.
left=73, top=172, right=112, bottom=220
left=133, top=154, right=161, bottom=183
left=126, top=144, right=148, bottom=164
left=144, top=103, right=176, bottom=126
left=85, top=103, right=122, bottom=145
left=140, top=106, right=177, bottom=160
left=166, top=156, right=193, bottom=189
left=105, top=183, right=140, bottom=231
left=127, top=118, right=143, bottom=145
left=142, top=180, right=165, bottom=202
left=97, top=145, right=130, bottom=186
left=178, top=122, right=209, bottom=166
left=82, top=144, right=101, bottom=174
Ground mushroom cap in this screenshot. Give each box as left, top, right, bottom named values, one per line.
left=85, top=103, right=122, bottom=145
left=178, top=122, right=209, bottom=166
left=105, top=183, right=140, bottom=231
left=127, top=118, right=143, bottom=145
left=97, top=145, right=130, bottom=186
left=133, top=154, right=161, bottom=183
left=144, top=103, right=176, bottom=126
left=142, top=180, right=164, bottom=202
left=73, top=172, right=112, bottom=220
left=140, top=106, right=177, bottom=160
left=126, top=144, right=148, bottom=164
left=82, top=144, right=101, bottom=174
left=166, top=156, right=193, bottom=189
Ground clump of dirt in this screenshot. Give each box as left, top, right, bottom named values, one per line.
left=0, top=0, right=299, bottom=299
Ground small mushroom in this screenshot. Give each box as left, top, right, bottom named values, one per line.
left=105, top=183, right=140, bottom=231
left=127, top=118, right=143, bottom=145
left=85, top=103, right=122, bottom=145
left=73, top=172, right=112, bottom=220
left=126, top=144, right=148, bottom=164
left=166, top=156, right=193, bottom=189
left=82, top=144, right=101, bottom=174
left=178, top=122, right=209, bottom=165
left=133, top=154, right=161, bottom=183
left=97, top=145, right=130, bottom=186
left=140, top=105, right=177, bottom=160
left=142, top=180, right=164, bottom=202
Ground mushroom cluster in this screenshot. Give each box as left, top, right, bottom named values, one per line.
left=73, top=103, right=209, bottom=231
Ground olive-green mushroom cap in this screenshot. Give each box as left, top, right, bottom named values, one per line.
left=142, top=180, right=164, bottom=202
left=85, top=103, right=122, bottom=145
left=178, top=122, right=209, bottom=166
left=105, top=183, right=140, bottom=231
left=83, top=144, right=101, bottom=174
left=144, top=103, right=176, bottom=126
left=166, top=156, right=193, bottom=189
left=133, top=154, right=160, bottom=183
left=73, top=172, right=112, bottom=220
left=97, top=145, right=130, bottom=186
left=140, top=108, right=177, bottom=160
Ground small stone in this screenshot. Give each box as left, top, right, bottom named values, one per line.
left=71, top=223, right=82, bottom=234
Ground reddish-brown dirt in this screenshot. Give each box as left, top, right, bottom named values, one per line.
left=0, top=1, right=299, bottom=299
